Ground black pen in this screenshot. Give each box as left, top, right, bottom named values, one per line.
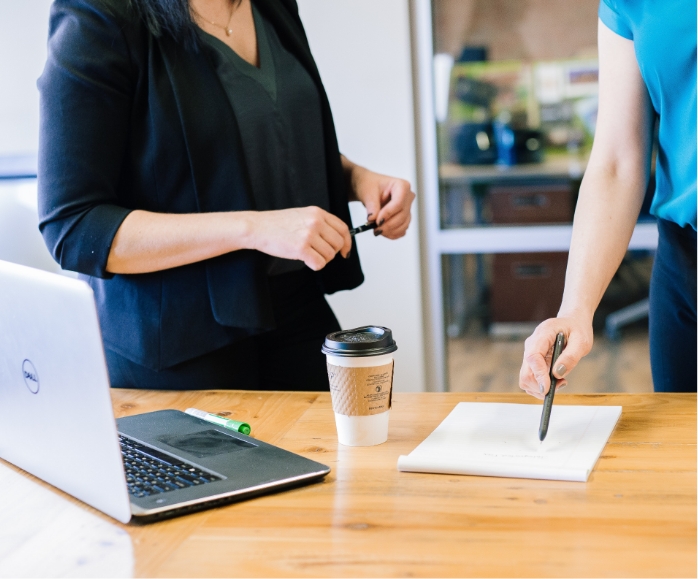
left=539, top=332, right=566, bottom=442
left=349, top=221, right=377, bottom=237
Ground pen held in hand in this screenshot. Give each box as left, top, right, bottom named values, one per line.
left=538, top=332, right=566, bottom=442
left=349, top=221, right=377, bottom=237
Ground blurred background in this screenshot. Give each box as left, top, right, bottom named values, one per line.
left=0, top=0, right=655, bottom=394
left=425, top=0, right=655, bottom=394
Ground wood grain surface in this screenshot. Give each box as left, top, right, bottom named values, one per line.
left=111, top=391, right=696, bottom=578
left=2, top=392, right=694, bottom=578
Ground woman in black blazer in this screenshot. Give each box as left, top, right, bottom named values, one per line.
left=37, top=0, right=415, bottom=391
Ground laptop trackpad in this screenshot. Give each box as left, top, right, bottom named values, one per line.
left=157, top=429, right=256, bottom=459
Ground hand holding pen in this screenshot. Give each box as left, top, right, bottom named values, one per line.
left=343, top=161, right=415, bottom=240
left=519, top=315, right=594, bottom=399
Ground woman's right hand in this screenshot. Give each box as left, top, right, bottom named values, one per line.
left=246, top=206, right=352, bottom=271
left=519, top=312, right=595, bottom=400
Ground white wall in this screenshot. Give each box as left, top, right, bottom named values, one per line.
left=0, top=0, right=53, bottom=155
left=0, top=1, right=65, bottom=274
left=297, top=0, right=426, bottom=392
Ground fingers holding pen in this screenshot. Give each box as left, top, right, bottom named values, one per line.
left=303, top=214, right=351, bottom=269
left=550, top=333, right=591, bottom=380
left=520, top=352, right=550, bottom=399
left=249, top=206, right=351, bottom=271
left=322, top=211, right=352, bottom=258
left=521, top=325, right=558, bottom=396
left=518, top=315, right=594, bottom=399
left=375, top=212, right=411, bottom=240
left=374, top=180, right=415, bottom=239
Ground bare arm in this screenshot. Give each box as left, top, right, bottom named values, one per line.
left=106, top=207, right=352, bottom=274
left=519, top=20, right=655, bottom=399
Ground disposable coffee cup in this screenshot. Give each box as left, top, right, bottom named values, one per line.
left=322, top=326, right=397, bottom=446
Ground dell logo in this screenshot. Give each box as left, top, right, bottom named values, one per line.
left=22, top=360, right=40, bottom=394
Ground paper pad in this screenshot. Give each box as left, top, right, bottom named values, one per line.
left=397, top=403, right=622, bottom=482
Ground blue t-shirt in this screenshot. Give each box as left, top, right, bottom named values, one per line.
left=599, top=0, right=697, bottom=230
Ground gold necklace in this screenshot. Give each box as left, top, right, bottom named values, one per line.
left=191, top=0, right=241, bottom=36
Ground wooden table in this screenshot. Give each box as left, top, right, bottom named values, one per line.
left=3, top=392, right=696, bottom=577
left=0, top=390, right=696, bottom=577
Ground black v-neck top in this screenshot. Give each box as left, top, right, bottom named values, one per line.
left=200, top=5, right=330, bottom=275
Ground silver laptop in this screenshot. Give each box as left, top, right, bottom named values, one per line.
left=0, top=260, right=330, bottom=523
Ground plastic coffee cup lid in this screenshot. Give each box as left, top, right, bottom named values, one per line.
left=322, top=326, right=397, bottom=357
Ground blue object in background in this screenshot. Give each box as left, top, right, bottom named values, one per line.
left=493, top=122, right=516, bottom=166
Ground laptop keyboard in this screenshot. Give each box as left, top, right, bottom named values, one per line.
left=119, top=435, right=221, bottom=498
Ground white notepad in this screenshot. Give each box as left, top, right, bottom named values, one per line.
left=397, top=403, right=622, bottom=482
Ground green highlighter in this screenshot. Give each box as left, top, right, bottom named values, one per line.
left=185, top=407, right=252, bottom=436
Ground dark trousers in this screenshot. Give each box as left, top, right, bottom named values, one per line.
left=107, top=268, right=340, bottom=391
left=649, top=218, right=697, bottom=392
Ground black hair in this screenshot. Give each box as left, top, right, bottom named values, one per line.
left=128, top=0, right=199, bottom=49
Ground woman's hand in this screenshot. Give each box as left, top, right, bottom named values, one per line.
left=246, top=206, right=352, bottom=271
left=342, top=157, right=415, bottom=239
left=519, top=312, right=594, bottom=400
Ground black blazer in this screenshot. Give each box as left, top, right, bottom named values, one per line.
left=37, top=0, right=364, bottom=370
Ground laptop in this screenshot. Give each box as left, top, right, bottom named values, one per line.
left=0, top=260, right=330, bottom=523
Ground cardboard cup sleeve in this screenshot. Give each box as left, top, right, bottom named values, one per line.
left=327, top=361, right=394, bottom=416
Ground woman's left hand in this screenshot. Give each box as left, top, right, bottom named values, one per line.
left=345, top=161, right=415, bottom=239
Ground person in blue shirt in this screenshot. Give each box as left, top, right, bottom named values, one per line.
left=520, top=0, right=697, bottom=395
